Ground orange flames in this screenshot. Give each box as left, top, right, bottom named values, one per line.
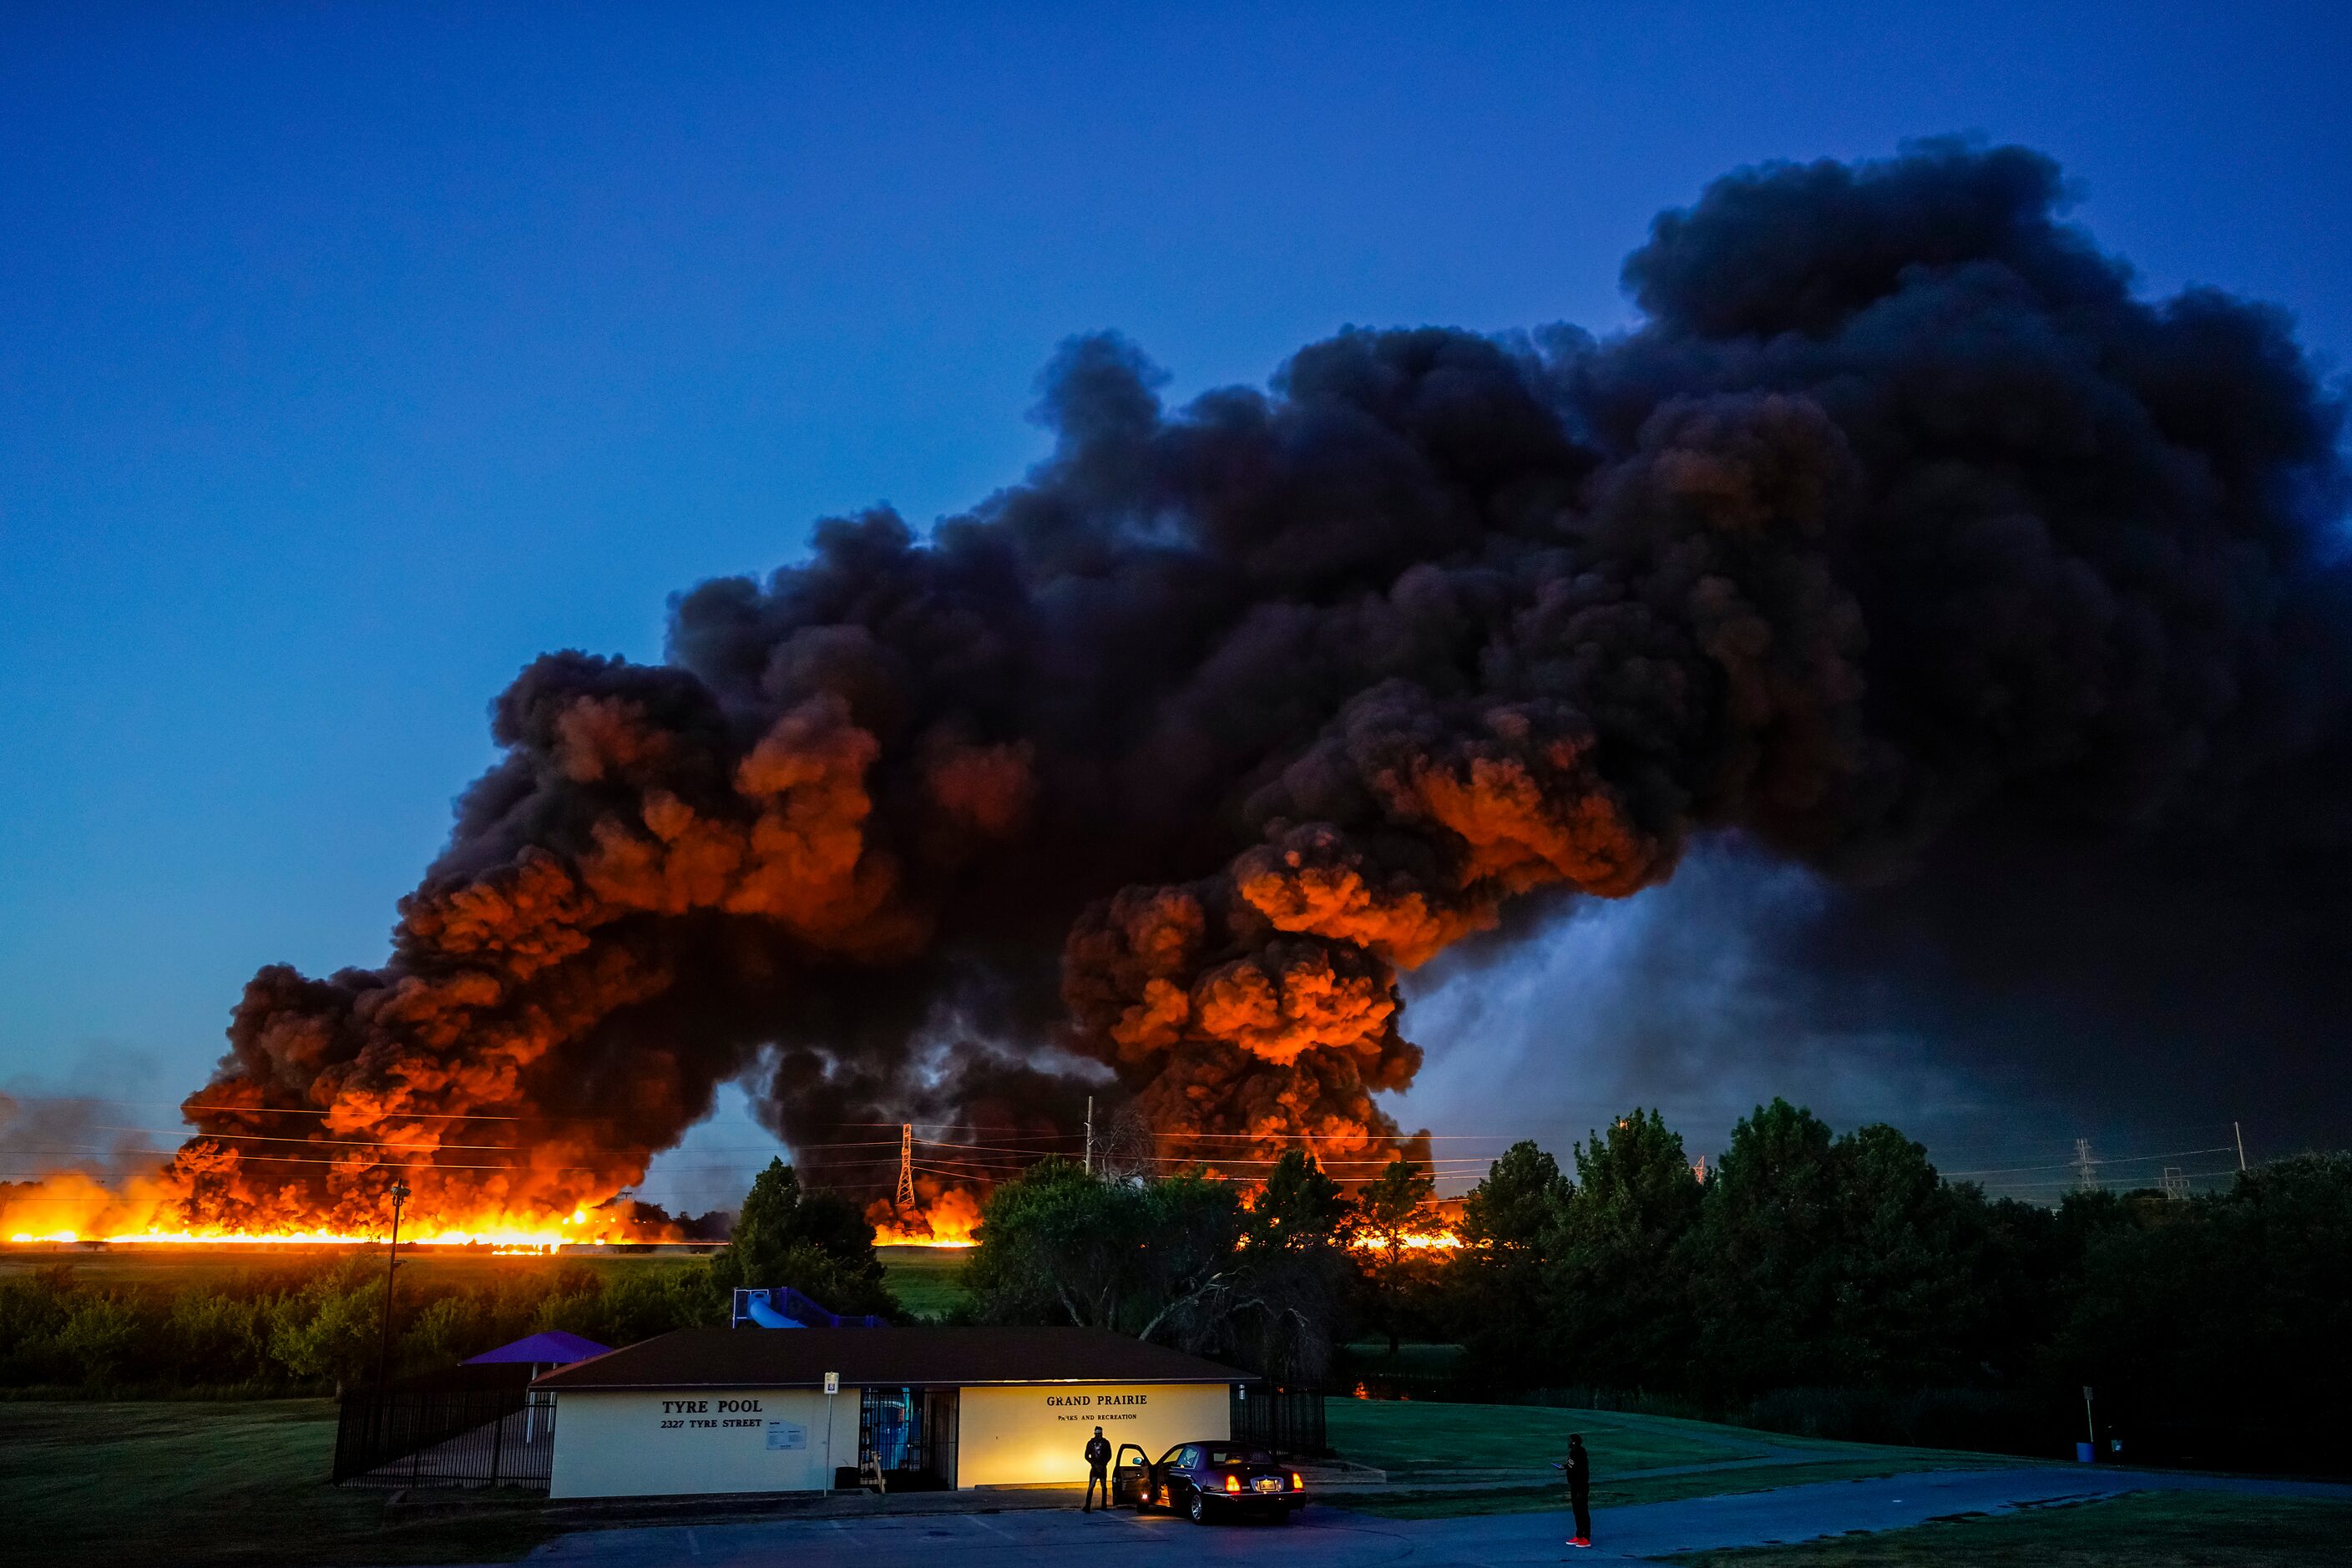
left=867, top=1180, right=983, bottom=1248
left=0, top=1166, right=690, bottom=1252
left=1353, top=1227, right=1462, bottom=1252
left=4, top=1160, right=1466, bottom=1253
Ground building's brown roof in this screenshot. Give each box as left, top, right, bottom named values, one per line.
left=533, top=1326, right=1246, bottom=1392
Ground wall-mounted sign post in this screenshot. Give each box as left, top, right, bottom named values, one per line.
left=824, top=1371, right=840, bottom=1494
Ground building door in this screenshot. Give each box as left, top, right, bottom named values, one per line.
left=857, top=1385, right=959, bottom=1490
left=924, top=1388, right=959, bottom=1488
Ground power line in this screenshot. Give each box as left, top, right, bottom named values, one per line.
left=1942, top=1145, right=2238, bottom=1179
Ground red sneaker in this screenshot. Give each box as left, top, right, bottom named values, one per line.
left=1571, top=1537, right=1591, bottom=1548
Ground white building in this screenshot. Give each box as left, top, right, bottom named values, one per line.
left=534, top=1325, right=1240, bottom=1500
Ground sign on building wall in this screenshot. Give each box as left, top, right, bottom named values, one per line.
left=549, top=1388, right=842, bottom=1500
left=955, top=1382, right=1230, bottom=1488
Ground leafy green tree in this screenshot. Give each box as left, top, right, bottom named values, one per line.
left=1685, top=1099, right=1844, bottom=1395
left=1356, top=1153, right=1439, bottom=1354
left=962, top=1156, right=1157, bottom=1329
left=161, top=1284, right=273, bottom=1386
left=1549, top=1110, right=1702, bottom=1388
left=1823, top=1122, right=1996, bottom=1386
left=964, top=1159, right=1247, bottom=1342
left=1452, top=1140, right=1572, bottom=1379
left=53, top=1292, right=146, bottom=1386
left=1130, top=1172, right=1252, bottom=1345
left=1685, top=1105, right=2026, bottom=1396
left=964, top=1153, right=1352, bottom=1378
left=569, top=1262, right=724, bottom=1346
left=2052, top=1153, right=2352, bottom=1468
left=266, top=1258, right=391, bottom=1386
left=707, top=1158, right=898, bottom=1320
left=1461, top=1141, right=1573, bottom=1254
left=0, top=1250, right=722, bottom=1393
left=1235, top=1151, right=1355, bottom=1380
left=1255, top=1147, right=1352, bottom=1243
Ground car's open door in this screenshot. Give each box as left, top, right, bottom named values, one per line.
left=1111, top=1443, right=1151, bottom=1507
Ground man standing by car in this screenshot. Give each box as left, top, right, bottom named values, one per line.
left=1083, top=1426, right=1112, bottom=1511
left=1558, top=1433, right=1591, bottom=1548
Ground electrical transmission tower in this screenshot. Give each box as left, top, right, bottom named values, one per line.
left=2161, top=1166, right=2189, bottom=1201
left=896, top=1122, right=917, bottom=1208
left=2073, top=1138, right=2102, bottom=1195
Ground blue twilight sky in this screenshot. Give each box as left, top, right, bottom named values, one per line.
left=3, top=5, right=2347, bottom=1205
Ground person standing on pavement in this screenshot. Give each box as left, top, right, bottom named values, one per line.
left=1558, top=1433, right=1592, bottom=1548
left=1083, top=1426, right=1113, bottom=1512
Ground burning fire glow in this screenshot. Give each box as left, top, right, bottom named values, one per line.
left=1358, top=1228, right=1462, bottom=1252
left=2, top=1137, right=1465, bottom=1255
left=867, top=1181, right=983, bottom=1247
left=0, top=1166, right=681, bottom=1252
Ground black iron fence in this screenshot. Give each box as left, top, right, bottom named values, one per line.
left=332, top=1363, right=555, bottom=1489
left=1230, top=1383, right=1327, bottom=1458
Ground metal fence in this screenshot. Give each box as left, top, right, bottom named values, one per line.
left=1230, top=1383, right=1328, bottom=1458
left=332, top=1363, right=555, bottom=1489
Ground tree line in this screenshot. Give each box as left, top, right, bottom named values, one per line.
left=0, top=1160, right=896, bottom=1394
left=959, top=1102, right=2352, bottom=1473
left=9, top=1109, right=2346, bottom=1475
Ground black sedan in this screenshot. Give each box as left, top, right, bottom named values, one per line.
left=1111, top=1440, right=1306, bottom=1524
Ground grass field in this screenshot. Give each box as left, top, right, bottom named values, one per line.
left=1327, top=1395, right=1770, bottom=1478
left=0, top=1244, right=712, bottom=1291
left=878, top=1245, right=969, bottom=1320
left=8, top=1242, right=967, bottom=1323
left=0, top=1399, right=554, bottom=1568
left=1324, top=1397, right=2023, bottom=1519
left=1337, top=1339, right=1467, bottom=1376
left=1667, top=1490, right=2352, bottom=1567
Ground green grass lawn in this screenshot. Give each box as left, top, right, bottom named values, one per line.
left=1667, top=1490, right=2352, bottom=1567
left=1324, top=1396, right=2026, bottom=1520
left=0, top=1245, right=711, bottom=1292
left=1338, top=1340, right=1467, bottom=1376
left=878, top=1246, right=970, bottom=1320
left=10, top=1242, right=964, bottom=1324
left=1326, top=1395, right=1774, bottom=1478
left=0, top=1400, right=555, bottom=1568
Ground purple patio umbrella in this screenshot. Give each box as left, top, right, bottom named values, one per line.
left=463, top=1330, right=609, bottom=1366
left=465, top=1330, right=609, bottom=1440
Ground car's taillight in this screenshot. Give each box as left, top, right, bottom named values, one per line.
left=1292, top=1472, right=1304, bottom=1490
left=1225, top=1474, right=1242, bottom=1493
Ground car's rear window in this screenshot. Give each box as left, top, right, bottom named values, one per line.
left=1204, top=1446, right=1276, bottom=1466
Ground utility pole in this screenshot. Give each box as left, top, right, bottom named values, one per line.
left=375, top=1177, right=410, bottom=1389
left=2234, top=1121, right=2248, bottom=1172
left=895, top=1124, right=916, bottom=1210
left=1084, top=1096, right=1094, bottom=1176
left=2073, top=1138, right=2100, bottom=1195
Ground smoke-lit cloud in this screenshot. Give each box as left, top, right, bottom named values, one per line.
left=1395, top=844, right=2003, bottom=1171
left=145, top=136, right=2349, bottom=1230
left=2, top=1046, right=171, bottom=1203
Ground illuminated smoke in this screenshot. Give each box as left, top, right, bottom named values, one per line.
left=159, top=139, right=2348, bottom=1231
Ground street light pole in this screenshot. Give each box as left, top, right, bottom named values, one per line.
left=376, top=1177, right=411, bottom=1389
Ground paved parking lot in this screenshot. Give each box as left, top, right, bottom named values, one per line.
left=501, top=1465, right=2352, bottom=1567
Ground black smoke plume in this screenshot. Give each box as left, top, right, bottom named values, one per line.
left=165, top=139, right=2349, bottom=1232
